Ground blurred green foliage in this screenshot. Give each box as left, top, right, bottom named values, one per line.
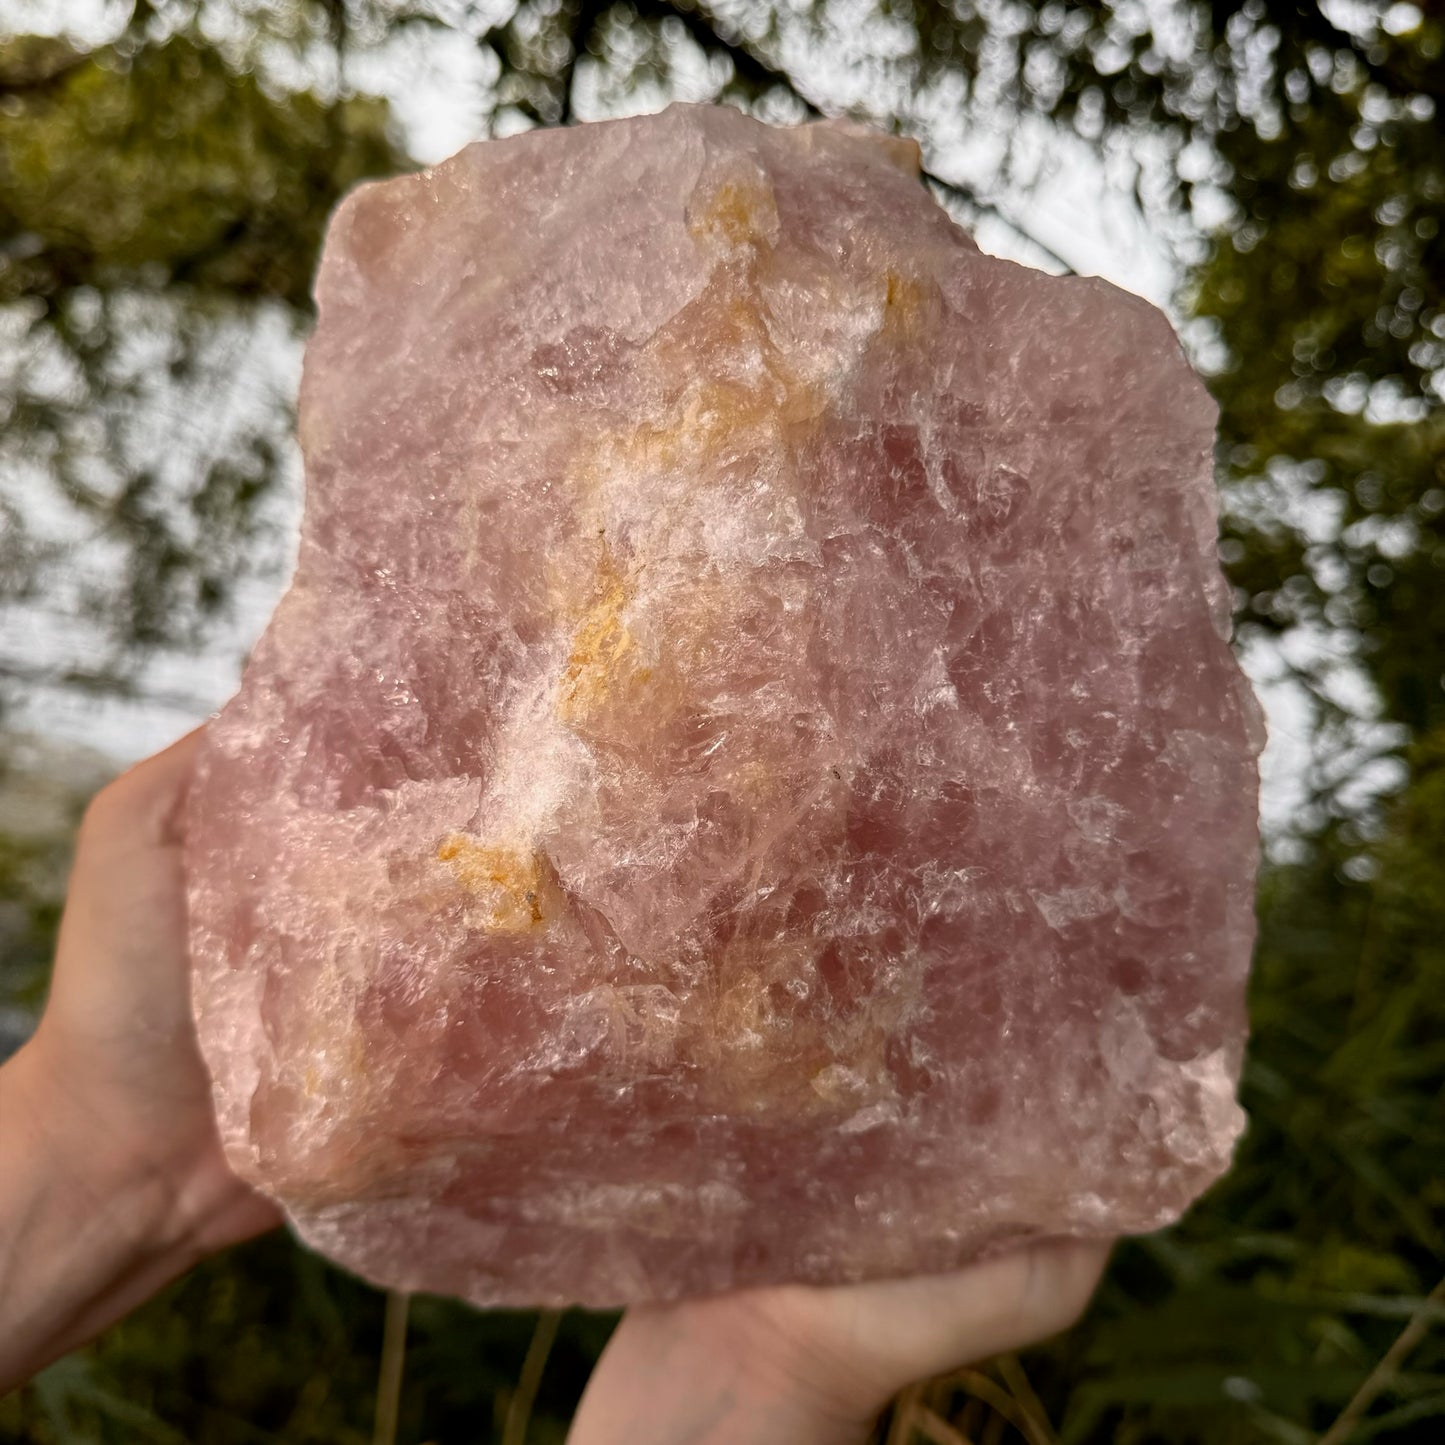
left=2, top=0, right=1442, bottom=1441
left=0, top=23, right=400, bottom=675
left=0, top=1237, right=613, bottom=1444
left=1, top=37, right=391, bottom=301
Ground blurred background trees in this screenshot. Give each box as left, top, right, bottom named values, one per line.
left=1, top=0, right=1442, bottom=1441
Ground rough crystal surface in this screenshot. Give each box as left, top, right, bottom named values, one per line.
left=186, top=104, right=1263, bottom=1308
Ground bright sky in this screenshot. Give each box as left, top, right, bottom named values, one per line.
left=1, top=0, right=1315, bottom=841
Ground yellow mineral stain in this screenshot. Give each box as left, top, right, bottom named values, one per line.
left=681, top=937, right=911, bottom=1119
left=881, top=269, right=928, bottom=334
left=604, top=361, right=828, bottom=492
left=564, top=272, right=830, bottom=534
left=633, top=381, right=768, bottom=469
left=556, top=544, right=643, bottom=727
left=687, top=173, right=780, bottom=250
left=436, top=834, right=547, bottom=930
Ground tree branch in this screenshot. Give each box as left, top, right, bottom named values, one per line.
left=628, top=0, right=815, bottom=107
left=924, top=173, right=1079, bottom=275
left=629, top=0, right=1077, bottom=274
left=559, top=0, right=612, bottom=125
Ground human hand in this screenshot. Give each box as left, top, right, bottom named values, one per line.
left=0, top=730, right=280, bottom=1391
left=0, top=725, right=1107, bottom=1426
left=568, top=1240, right=1110, bottom=1444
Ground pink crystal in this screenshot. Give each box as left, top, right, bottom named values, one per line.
left=186, top=104, right=1263, bottom=1307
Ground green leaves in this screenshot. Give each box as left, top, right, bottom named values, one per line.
left=0, top=32, right=407, bottom=708
left=2, top=3, right=1444, bottom=1442
left=0, top=36, right=397, bottom=306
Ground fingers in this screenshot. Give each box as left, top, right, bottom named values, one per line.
left=845, top=1238, right=1111, bottom=1396
left=743, top=1237, right=1111, bottom=1419
left=51, top=729, right=207, bottom=1035
left=76, top=728, right=205, bottom=860
left=991, top=1236, right=1111, bottom=1356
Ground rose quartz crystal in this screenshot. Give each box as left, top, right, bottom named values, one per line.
left=186, top=103, right=1263, bottom=1307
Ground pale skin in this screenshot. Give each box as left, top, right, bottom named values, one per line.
left=0, top=732, right=1110, bottom=1437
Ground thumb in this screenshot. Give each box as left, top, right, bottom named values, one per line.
left=829, top=1239, right=1112, bottom=1409
left=47, top=728, right=205, bottom=1047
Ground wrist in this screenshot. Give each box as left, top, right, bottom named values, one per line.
left=7, top=1031, right=201, bottom=1260
left=0, top=1041, right=208, bottom=1388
